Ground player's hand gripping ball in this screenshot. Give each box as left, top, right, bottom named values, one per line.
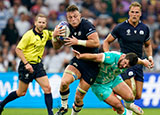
left=57, top=21, right=70, bottom=41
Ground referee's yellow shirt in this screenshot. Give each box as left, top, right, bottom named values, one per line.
left=17, top=28, right=53, bottom=64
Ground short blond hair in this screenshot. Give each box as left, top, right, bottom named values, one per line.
left=129, top=2, right=142, bottom=11
left=35, top=13, right=47, bottom=21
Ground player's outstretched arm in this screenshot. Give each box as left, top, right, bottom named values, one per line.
left=73, top=49, right=103, bottom=62
left=137, top=58, right=151, bottom=68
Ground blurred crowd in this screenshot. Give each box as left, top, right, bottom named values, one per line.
left=0, top=0, right=160, bottom=73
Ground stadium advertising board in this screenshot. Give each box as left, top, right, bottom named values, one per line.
left=0, top=73, right=159, bottom=108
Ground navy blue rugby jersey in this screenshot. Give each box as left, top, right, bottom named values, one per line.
left=111, top=20, right=150, bottom=58
left=68, top=18, right=99, bottom=53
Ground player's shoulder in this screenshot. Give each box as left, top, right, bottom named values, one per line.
left=118, top=20, right=128, bottom=27
left=105, top=51, right=122, bottom=55
left=139, top=21, right=149, bottom=29
left=23, top=29, right=34, bottom=36
left=43, top=29, right=51, bottom=34
left=81, top=18, right=93, bottom=26
left=42, top=29, right=53, bottom=38
left=114, top=21, right=126, bottom=30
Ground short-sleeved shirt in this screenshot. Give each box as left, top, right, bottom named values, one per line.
left=94, top=51, right=126, bottom=84
left=111, top=20, right=150, bottom=58
left=17, top=28, right=52, bottom=64
left=69, top=18, right=99, bottom=54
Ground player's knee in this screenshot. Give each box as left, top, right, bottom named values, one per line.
left=124, top=93, right=135, bottom=101
left=43, top=84, right=51, bottom=93
left=60, top=80, right=69, bottom=91
left=114, top=103, right=124, bottom=111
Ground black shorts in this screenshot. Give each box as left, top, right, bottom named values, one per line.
left=121, top=64, right=144, bottom=82
left=69, top=57, right=99, bottom=85
left=18, top=61, right=47, bottom=84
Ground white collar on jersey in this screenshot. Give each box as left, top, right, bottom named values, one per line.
left=125, top=20, right=141, bottom=23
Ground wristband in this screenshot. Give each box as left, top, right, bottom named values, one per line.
left=148, top=56, right=153, bottom=60
left=78, top=40, right=86, bottom=46
left=24, top=62, right=29, bottom=65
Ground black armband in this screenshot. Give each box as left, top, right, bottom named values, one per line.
left=24, top=62, right=29, bottom=65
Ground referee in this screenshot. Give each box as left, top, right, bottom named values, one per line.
left=0, top=14, right=54, bottom=115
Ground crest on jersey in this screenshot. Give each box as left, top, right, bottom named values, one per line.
left=126, top=29, right=131, bottom=35
left=74, top=32, right=77, bottom=36
left=139, top=30, right=144, bottom=35
left=78, top=31, right=81, bottom=36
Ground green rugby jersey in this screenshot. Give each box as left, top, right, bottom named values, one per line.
left=95, top=51, right=126, bottom=84
left=17, top=28, right=53, bottom=64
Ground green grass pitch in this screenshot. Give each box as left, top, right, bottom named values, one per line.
left=1, top=108, right=160, bottom=115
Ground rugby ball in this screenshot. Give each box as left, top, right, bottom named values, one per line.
left=57, top=21, right=70, bottom=41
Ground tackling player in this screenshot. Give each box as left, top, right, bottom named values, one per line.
left=73, top=50, right=151, bottom=115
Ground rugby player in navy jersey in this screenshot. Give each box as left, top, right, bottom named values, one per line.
left=52, top=5, right=100, bottom=115
left=103, top=1, right=154, bottom=113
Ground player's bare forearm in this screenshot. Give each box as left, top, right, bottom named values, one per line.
left=73, top=49, right=103, bottom=62
left=79, top=53, right=97, bottom=60
left=15, top=48, right=28, bottom=64
left=144, top=42, right=152, bottom=57
left=103, top=40, right=110, bottom=52
left=144, top=40, right=154, bottom=67
left=137, top=58, right=150, bottom=68
left=103, top=34, right=115, bottom=52
left=64, top=32, right=100, bottom=47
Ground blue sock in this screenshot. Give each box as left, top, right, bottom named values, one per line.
left=45, top=93, right=53, bottom=115
left=1, top=91, right=19, bottom=108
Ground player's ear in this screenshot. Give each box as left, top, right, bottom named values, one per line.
left=121, top=54, right=126, bottom=59
left=34, top=21, right=37, bottom=26
left=140, top=11, right=142, bottom=17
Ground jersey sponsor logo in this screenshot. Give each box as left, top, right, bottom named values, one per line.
left=89, top=28, right=92, bottom=31
left=139, top=30, right=144, bottom=35
left=25, top=73, right=29, bottom=79
left=106, top=56, right=110, bottom=59
left=126, top=29, right=131, bottom=35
